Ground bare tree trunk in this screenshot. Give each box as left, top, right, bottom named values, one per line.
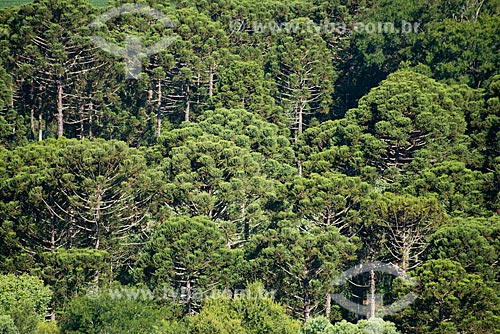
left=209, top=66, right=214, bottom=97
left=369, top=267, right=376, bottom=319
left=156, top=80, right=162, bottom=137
left=297, top=159, right=302, bottom=177
left=79, top=103, right=84, bottom=140
left=185, top=85, right=190, bottom=122
left=57, top=76, right=64, bottom=138
left=402, top=232, right=410, bottom=271
left=147, top=88, right=153, bottom=109
left=38, top=112, right=43, bottom=141
left=304, top=290, right=311, bottom=321
left=186, top=278, right=192, bottom=315
left=88, top=102, right=93, bottom=140
left=30, top=105, right=36, bottom=138
left=298, top=96, right=304, bottom=136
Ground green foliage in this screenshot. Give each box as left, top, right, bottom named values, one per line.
left=0, top=315, right=18, bottom=334
left=0, top=1, right=110, bottom=9
left=35, top=248, right=109, bottom=316
left=0, top=62, right=12, bottom=112
left=0, top=0, right=499, bottom=332
left=136, top=215, right=238, bottom=313
left=0, top=274, right=52, bottom=334
left=159, top=122, right=293, bottom=245
left=302, top=317, right=400, bottom=334
left=162, top=107, right=295, bottom=167
left=405, top=160, right=495, bottom=215
left=340, top=0, right=500, bottom=109
left=60, top=287, right=171, bottom=334
left=419, top=15, right=500, bottom=86
left=302, top=316, right=334, bottom=334
left=391, top=259, right=500, bottom=334
left=345, top=69, right=469, bottom=179
left=213, top=61, right=279, bottom=121
left=247, top=222, right=357, bottom=319
left=359, top=192, right=445, bottom=270
left=188, top=297, right=246, bottom=334
left=296, top=119, right=367, bottom=177
left=0, top=138, right=157, bottom=273
left=289, top=172, right=370, bottom=230
left=188, top=282, right=301, bottom=334
left=268, top=19, right=336, bottom=139
left=426, top=216, right=500, bottom=282
left=35, top=322, right=59, bottom=334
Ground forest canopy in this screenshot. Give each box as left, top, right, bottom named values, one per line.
left=0, top=0, right=499, bottom=333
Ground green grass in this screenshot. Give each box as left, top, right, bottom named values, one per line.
left=0, top=0, right=111, bottom=9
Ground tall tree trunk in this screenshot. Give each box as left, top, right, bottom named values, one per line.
left=30, top=105, right=35, bottom=138
left=156, top=80, right=162, bottom=137
left=57, top=76, right=63, bottom=138
left=147, top=88, right=153, bottom=110
left=209, top=66, right=214, bottom=98
left=185, top=85, right=190, bottom=122
left=186, top=277, right=193, bottom=315
left=38, top=111, right=43, bottom=141
left=304, top=289, right=311, bottom=321
left=298, top=96, right=304, bottom=137
left=88, top=102, right=93, bottom=140
left=369, top=267, right=376, bottom=319
left=79, top=103, right=84, bottom=140
left=402, top=234, right=410, bottom=272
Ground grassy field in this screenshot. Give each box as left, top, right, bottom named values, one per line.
left=0, top=0, right=111, bottom=8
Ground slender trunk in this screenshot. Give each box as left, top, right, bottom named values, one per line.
left=185, top=85, right=190, bottom=122
left=156, top=80, right=162, bottom=137
left=186, top=278, right=192, bottom=315
left=297, top=159, right=302, bottom=177
left=298, top=96, right=304, bottom=136
left=147, top=88, right=153, bottom=110
left=38, top=111, right=43, bottom=141
left=79, top=103, right=84, bottom=140
left=50, top=217, right=56, bottom=253
left=369, top=267, right=376, bottom=319
left=402, top=251, right=409, bottom=272
left=57, top=76, right=63, bottom=138
left=209, top=66, right=214, bottom=97
left=304, top=289, right=311, bottom=321
left=402, top=233, right=410, bottom=271
left=88, top=102, right=93, bottom=140
left=30, top=105, right=35, bottom=138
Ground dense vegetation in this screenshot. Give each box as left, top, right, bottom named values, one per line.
left=0, top=0, right=499, bottom=333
